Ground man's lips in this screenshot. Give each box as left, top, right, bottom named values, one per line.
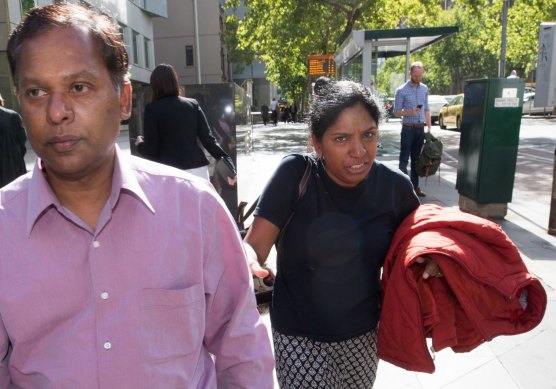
left=48, top=136, right=80, bottom=153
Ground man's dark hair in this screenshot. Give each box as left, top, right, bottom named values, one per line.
left=150, top=64, right=180, bottom=100
left=7, top=3, right=130, bottom=91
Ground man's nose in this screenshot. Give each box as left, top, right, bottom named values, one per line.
left=47, top=92, right=73, bottom=125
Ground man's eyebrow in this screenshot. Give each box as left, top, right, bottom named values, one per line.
left=20, top=70, right=101, bottom=85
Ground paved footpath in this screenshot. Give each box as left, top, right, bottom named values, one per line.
left=237, top=122, right=556, bottom=389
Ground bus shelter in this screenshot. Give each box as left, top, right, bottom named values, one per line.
left=334, top=26, right=459, bottom=89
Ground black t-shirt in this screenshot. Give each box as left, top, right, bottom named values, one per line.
left=255, top=153, right=419, bottom=342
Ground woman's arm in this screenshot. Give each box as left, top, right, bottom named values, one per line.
left=243, top=216, right=280, bottom=278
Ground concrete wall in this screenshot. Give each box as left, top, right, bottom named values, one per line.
left=153, top=0, right=227, bottom=85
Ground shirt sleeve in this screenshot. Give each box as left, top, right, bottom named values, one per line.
left=193, top=101, right=230, bottom=161
left=254, top=154, right=308, bottom=230
left=0, top=319, right=12, bottom=388
left=137, top=104, right=160, bottom=161
left=13, top=113, right=27, bottom=157
left=201, top=194, right=275, bottom=388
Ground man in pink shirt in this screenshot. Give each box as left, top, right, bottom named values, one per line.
left=0, top=3, right=274, bottom=388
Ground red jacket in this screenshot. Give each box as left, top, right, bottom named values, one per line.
left=378, top=204, right=546, bottom=373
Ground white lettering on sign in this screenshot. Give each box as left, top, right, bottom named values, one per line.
left=494, top=97, right=520, bottom=107
left=502, top=88, right=518, bottom=98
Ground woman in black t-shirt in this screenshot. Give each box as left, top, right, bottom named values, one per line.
left=243, top=79, right=442, bottom=388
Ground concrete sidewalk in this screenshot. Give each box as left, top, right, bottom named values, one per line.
left=237, top=128, right=556, bottom=389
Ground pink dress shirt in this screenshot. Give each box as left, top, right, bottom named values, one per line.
left=0, top=146, right=274, bottom=388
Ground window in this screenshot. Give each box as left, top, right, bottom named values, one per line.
left=144, top=37, right=151, bottom=69
left=132, top=30, right=140, bottom=65
left=21, top=0, right=35, bottom=14
left=185, top=45, right=194, bottom=67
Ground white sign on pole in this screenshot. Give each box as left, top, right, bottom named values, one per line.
left=535, top=22, right=556, bottom=107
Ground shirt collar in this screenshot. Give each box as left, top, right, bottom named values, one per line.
left=26, top=144, right=154, bottom=236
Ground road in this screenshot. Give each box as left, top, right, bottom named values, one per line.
left=237, top=116, right=556, bottom=232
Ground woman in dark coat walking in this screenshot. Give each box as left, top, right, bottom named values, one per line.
left=0, top=94, right=27, bottom=188
left=136, top=64, right=235, bottom=181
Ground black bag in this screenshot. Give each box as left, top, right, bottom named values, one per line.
left=417, top=132, right=443, bottom=177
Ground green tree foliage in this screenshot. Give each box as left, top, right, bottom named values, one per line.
left=225, top=0, right=554, bottom=98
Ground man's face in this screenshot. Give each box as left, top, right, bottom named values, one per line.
left=16, top=26, right=131, bottom=182
left=410, top=67, right=424, bottom=85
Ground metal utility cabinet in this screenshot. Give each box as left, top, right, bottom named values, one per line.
left=456, top=78, right=525, bottom=218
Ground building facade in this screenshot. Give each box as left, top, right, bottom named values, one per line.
left=152, top=0, right=230, bottom=86
left=0, top=0, right=166, bottom=135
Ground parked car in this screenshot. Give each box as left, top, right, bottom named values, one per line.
left=439, top=94, right=464, bottom=130
left=522, top=92, right=554, bottom=116
left=428, top=95, right=448, bottom=124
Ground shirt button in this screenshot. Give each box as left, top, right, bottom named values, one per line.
left=100, top=292, right=109, bottom=300
left=92, top=240, right=101, bottom=248
left=104, top=342, right=112, bottom=350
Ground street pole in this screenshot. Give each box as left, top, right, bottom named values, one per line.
left=498, top=0, right=509, bottom=77
left=549, top=147, right=556, bottom=236
left=193, top=0, right=202, bottom=84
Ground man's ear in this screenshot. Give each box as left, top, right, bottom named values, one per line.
left=119, top=82, right=132, bottom=120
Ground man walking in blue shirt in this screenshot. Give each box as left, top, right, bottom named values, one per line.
left=394, top=61, right=432, bottom=197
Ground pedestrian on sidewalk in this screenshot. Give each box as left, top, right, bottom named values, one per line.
left=135, top=63, right=236, bottom=182
left=270, top=97, right=279, bottom=126
left=261, top=103, right=270, bottom=125
left=0, top=93, right=27, bottom=188
left=394, top=61, right=432, bottom=197
left=243, top=78, right=442, bottom=388
left=0, top=3, right=274, bottom=388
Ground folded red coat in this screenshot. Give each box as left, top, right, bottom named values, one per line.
left=378, top=204, right=547, bottom=373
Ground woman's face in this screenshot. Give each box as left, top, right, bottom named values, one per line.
left=312, top=102, right=378, bottom=188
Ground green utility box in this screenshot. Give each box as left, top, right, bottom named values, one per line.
left=456, top=78, right=524, bottom=217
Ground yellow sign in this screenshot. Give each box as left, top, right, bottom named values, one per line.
left=308, top=55, right=335, bottom=76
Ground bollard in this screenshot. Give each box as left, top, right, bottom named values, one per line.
left=549, top=147, right=556, bottom=236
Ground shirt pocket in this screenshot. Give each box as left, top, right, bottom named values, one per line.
left=139, top=285, right=205, bottom=362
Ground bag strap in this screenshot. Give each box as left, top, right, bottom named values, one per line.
left=276, top=157, right=312, bottom=243
left=237, top=156, right=312, bottom=233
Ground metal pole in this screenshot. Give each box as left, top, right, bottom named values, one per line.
left=193, top=0, right=202, bottom=84
left=549, top=147, right=556, bottom=235
left=498, top=0, right=509, bottom=77
left=405, top=37, right=410, bottom=82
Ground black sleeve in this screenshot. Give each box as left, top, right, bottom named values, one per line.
left=254, top=154, right=308, bottom=229
left=193, top=100, right=230, bottom=161
left=137, top=103, right=160, bottom=161
left=394, top=173, right=420, bottom=225
left=12, top=112, right=27, bottom=157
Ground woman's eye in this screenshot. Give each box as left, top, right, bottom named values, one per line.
left=335, top=135, right=348, bottom=142
left=364, top=131, right=377, bottom=140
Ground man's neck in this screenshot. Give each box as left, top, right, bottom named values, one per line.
left=44, top=159, right=115, bottom=230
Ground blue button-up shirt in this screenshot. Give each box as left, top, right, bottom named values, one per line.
left=394, top=80, right=430, bottom=124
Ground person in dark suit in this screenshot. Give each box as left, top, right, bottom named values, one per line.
left=0, top=94, right=27, bottom=187
left=135, top=64, right=236, bottom=181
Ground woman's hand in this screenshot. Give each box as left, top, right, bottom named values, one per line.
left=249, top=260, right=270, bottom=278
left=134, top=135, right=144, bottom=147
left=227, top=176, right=237, bottom=186
left=415, top=256, right=443, bottom=279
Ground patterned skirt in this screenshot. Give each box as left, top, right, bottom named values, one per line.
left=272, top=327, right=379, bottom=389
